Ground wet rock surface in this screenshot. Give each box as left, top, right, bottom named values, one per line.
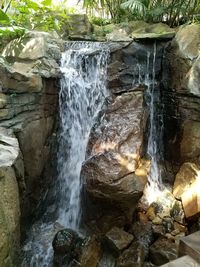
left=53, top=229, right=101, bottom=267
left=149, top=237, right=178, bottom=265
left=82, top=91, right=147, bottom=217
left=116, top=241, right=145, bottom=267
left=104, top=227, right=134, bottom=255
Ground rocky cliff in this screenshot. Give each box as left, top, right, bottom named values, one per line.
left=0, top=31, right=62, bottom=266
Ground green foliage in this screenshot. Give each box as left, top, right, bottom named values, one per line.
left=89, top=16, right=111, bottom=26
left=82, top=0, right=200, bottom=26
left=0, top=0, right=72, bottom=33
left=121, top=0, right=200, bottom=26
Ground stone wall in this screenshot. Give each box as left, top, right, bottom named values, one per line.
left=0, top=31, right=62, bottom=265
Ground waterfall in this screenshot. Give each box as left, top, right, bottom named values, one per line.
left=57, top=42, right=109, bottom=229
left=144, top=43, right=165, bottom=204
left=22, top=42, right=109, bottom=266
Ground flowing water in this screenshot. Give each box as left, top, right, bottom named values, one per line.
left=144, top=43, right=165, bottom=204
left=22, top=42, right=109, bottom=267
left=132, top=43, right=165, bottom=204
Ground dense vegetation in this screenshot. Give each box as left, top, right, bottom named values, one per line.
left=83, top=0, right=200, bottom=25
left=0, top=0, right=199, bottom=40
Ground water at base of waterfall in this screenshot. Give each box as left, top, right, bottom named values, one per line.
left=21, top=42, right=109, bottom=267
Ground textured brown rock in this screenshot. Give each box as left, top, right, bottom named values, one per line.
left=78, top=236, right=102, bottom=267
left=166, top=24, right=200, bottom=96
left=116, top=241, right=145, bottom=267
left=105, top=227, right=134, bottom=255
left=173, top=162, right=200, bottom=199
left=82, top=92, right=147, bottom=210
left=180, top=121, right=200, bottom=161
left=0, top=128, right=21, bottom=266
left=82, top=92, right=147, bottom=214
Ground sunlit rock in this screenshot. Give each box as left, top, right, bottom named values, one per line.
left=0, top=57, right=43, bottom=92
left=173, top=162, right=200, bottom=218
left=82, top=91, right=147, bottom=211
left=166, top=23, right=200, bottom=96
left=174, top=24, right=200, bottom=60
left=131, top=22, right=175, bottom=39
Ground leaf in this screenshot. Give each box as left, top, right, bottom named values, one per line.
left=41, top=0, right=52, bottom=7
left=0, top=9, right=10, bottom=22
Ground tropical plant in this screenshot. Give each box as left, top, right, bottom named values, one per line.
left=121, top=0, right=200, bottom=26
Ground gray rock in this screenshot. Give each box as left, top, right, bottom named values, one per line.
left=116, top=241, right=145, bottom=267
left=149, top=238, right=178, bottom=265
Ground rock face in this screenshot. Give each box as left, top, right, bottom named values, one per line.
left=82, top=91, right=147, bottom=215
left=0, top=31, right=60, bottom=264
left=82, top=41, right=164, bottom=228
left=0, top=128, right=21, bottom=266
left=94, top=21, right=175, bottom=41
left=163, top=24, right=200, bottom=221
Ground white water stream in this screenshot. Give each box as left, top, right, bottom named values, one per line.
left=22, top=42, right=109, bottom=266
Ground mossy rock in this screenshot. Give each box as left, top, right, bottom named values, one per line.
left=131, top=22, right=175, bottom=39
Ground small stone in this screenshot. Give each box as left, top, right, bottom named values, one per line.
left=170, top=200, right=185, bottom=224
left=152, top=216, right=162, bottom=225
left=52, top=228, right=82, bottom=255
left=152, top=225, right=165, bottom=237
left=104, top=227, right=134, bottom=255
left=162, top=216, right=174, bottom=233
left=137, top=212, right=148, bottom=223
left=146, top=205, right=157, bottom=221
left=173, top=221, right=187, bottom=234
left=171, top=229, right=180, bottom=236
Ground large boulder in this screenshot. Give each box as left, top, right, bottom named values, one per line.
left=173, top=162, right=200, bottom=218
left=166, top=24, right=200, bottom=96
left=0, top=127, right=21, bottom=266
left=82, top=91, right=147, bottom=212
left=66, top=14, right=93, bottom=39
left=180, top=120, right=200, bottom=161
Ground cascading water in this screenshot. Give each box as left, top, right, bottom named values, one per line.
left=57, top=42, right=109, bottom=229
left=22, top=42, right=109, bottom=266
left=132, top=42, right=165, bottom=205
left=144, top=42, right=165, bottom=204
